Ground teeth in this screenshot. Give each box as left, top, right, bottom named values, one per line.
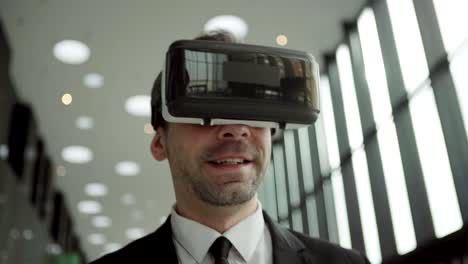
left=214, top=159, right=244, bottom=165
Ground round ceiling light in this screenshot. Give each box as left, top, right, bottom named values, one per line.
left=204, top=15, right=248, bottom=41
left=125, top=95, right=151, bottom=117
left=23, top=229, right=34, bottom=240
left=85, top=183, right=108, bottom=197
left=46, top=243, right=62, bottom=255
left=0, top=144, right=9, bottom=160
left=126, top=228, right=145, bottom=240
left=131, top=210, right=143, bottom=221
left=92, top=216, right=112, bottom=228
left=77, top=200, right=102, bottom=214
left=88, top=233, right=106, bottom=245
left=56, top=165, right=66, bottom=177
left=121, top=193, right=136, bottom=205
left=104, top=243, right=121, bottom=253
left=83, top=73, right=104, bottom=89
left=53, top=40, right=90, bottom=65
left=115, top=161, right=140, bottom=176
left=276, top=34, right=288, bottom=46
left=62, top=145, right=93, bottom=164
left=76, top=116, right=94, bottom=130
left=61, top=93, right=73, bottom=106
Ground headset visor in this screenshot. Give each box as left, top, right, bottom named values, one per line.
left=163, top=40, right=320, bottom=129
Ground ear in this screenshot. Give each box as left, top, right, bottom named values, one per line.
left=150, top=128, right=168, bottom=161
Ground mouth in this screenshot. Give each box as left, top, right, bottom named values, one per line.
left=206, top=157, right=253, bottom=170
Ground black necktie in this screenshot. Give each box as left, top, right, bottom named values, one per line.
left=209, top=237, right=232, bottom=264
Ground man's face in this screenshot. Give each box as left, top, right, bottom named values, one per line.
left=151, top=123, right=271, bottom=207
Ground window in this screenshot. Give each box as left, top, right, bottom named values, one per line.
left=448, top=45, right=468, bottom=134
left=297, top=128, right=314, bottom=192
left=387, top=0, right=429, bottom=94
left=262, top=164, right=278, bottom=220
left=320, top=76, right=341, bottom=170
left=292, top=209, right=304, bottom=233
left=283, top=130, right=301, bottom=206
left=336, top=45, right=364, bottom=151
left=433, top=0, right=468, bottom=57
left=377, top=120, right=416, bottom=254
left=409, top=85, right=463, bottom=238
left=357, top=8, right=392, bottom=127
left=330, top=170, right=352, bottom=249
left=358, top=8, right=417, bottom=255
left=352, top=147, right=381, bottom=263
left=323, top=179, right=340, bottom=244
left=273, top=144, right=289, bottom=219
left=306, top=195, right=320, bottom=237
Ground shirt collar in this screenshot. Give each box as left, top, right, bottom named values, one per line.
left=224, top=202, right=265, bottom=262
left=170, top=201, right=265, bottom=263
left=171, top=207, right=219, bottom=263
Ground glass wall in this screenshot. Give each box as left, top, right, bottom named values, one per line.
left=257, top=0, right=467, bottom=263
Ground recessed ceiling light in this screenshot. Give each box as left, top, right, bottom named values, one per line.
left=126, top=228, right=145, bottom=240
left=83, top=73, right=104, bottom=89
left=9, top=228, right=19, bottom=239
left=276, top=34, right=288, bottom=46
left=104, top=243, right=121, bottom=253
left=144, top=123, right=154, bottom=135
left=53, top=40, right=90, bottom=65
left=76, top=116, right=94, bottom=130
left=85, top=183, right=108, bottom=197
left=121, top=193, right=136, bottom=205
left=46, top=243, right=62, bottom=255
left=77, top=200, right=102, bottom=214
left=23, top=229, right=34, bottom=240
left=56, top=165, right=66, bottom=177
left=93, top=216, right=112, bottom=228
left=131, top=210, right=143, bottom=221
left=125, top=95, right=151, bottom=117
left=204, top=15, right=248, bottom=41
left=62, top=145, right=93, bottom=164
left=0, top=144, right=9, bottom=160
left=61, top=93, right=73, bottom=105
left=88, top=233, right=106, bottom=245
left=115, top=161, right=140, bottom=176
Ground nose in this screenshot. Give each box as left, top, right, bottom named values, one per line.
left=217, top=124, right=251, bottom=140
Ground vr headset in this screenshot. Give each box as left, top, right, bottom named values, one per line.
left=151, top=40, right=320, bottom=131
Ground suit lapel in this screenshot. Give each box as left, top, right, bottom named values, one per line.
left=152, top=212, right=311, bottom=264
left=263, top=212, right=308, bottom=264
left=148, top=216, right=179, bottom=263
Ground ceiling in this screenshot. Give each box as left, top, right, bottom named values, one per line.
left=1, top=0, right=365, bottom=260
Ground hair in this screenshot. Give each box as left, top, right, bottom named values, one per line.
left=150, top=30, right=239, bottom=130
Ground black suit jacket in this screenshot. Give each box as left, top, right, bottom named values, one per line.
left=90, top=212, right=370, bottom=263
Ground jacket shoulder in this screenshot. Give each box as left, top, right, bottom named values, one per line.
left=289, top=230, right=370, bottom=264
left=88, top=232, right=159, bottom=263
left=89, top=219, right=177, bottom=264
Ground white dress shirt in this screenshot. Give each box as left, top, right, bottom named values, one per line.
left=171, top=201, right=273, bottom=264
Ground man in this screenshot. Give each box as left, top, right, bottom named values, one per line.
left=91, top=31, right=370, bottom=264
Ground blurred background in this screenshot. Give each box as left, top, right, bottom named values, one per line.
left=0, top=0, right=467, bottom=263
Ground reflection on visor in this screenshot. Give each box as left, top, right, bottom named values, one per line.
left=171, top=49, right=316, bottom=105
